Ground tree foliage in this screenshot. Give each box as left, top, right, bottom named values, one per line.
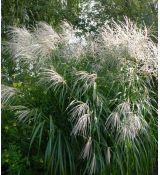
left=2, top=0, right=158, bottom=36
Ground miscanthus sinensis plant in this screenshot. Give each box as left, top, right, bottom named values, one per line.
left=2, top=18, right=157, bottom=175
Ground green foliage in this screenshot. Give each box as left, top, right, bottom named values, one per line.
left=2, top=0, right=81, bottom=37
left=2, top=145, right=22, bottom=174
left=2, top=110, right=28, bottom=175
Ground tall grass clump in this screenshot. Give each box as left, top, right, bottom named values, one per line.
left=2, top=18, right=157, bottom=175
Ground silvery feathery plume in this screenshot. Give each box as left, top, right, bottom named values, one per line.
left=105, top=112, right=120, bottom=131
left=61, top=22, right=86, bottom=59
left=96, top=92, right=104, bottom=107
left=82, top=35, right=99, bottom=59
left=7, top=27, right=34, bottom=62
left=116, top=101, right=131, bottom=116
left=67, top=100, right=90, bottom=136
left=68, top=100, right=89, bottom=121
left=106, top=101, right=148, bottom=140
left=75, top=71, right=97, bottom=92
left=120, top=113, right=148, bottom=140
left=99, top=17, right=157, bottom=76
left=7, top=22, right=60, bottom=65
left=33, top=22, right=60, bottom=59
left=38, top=68, right=66, bottom=92
left=105, top=147, right=111, bottom=165
left=11, top=105, right=32, bottom=123
left=61, top=22, right=78, bottom=44
left=106, top=101, right=131, bottom=131
left=90, top=153, right=96, bottom=175
left=11, top=105, right=39, bottom=123
left=71, top=114, right=91, bottom=136
left=81, top=137, right=92, bottom=159
left=1, top=85, right=18, bottom=106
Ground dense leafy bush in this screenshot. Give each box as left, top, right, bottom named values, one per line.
left=2, top=18, right=157, bottom=175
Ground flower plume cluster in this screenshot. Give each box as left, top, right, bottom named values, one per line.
left=1, top=85, right=18, bottom=106
left=6, top=18, right=157, bottom=77
left=68, top=100, right=90, bottom=136
left=106, top=101, right=148, bottom=140
left=7, top=22, right=60, bottom=65
left=99, top=17, right=157, bottom=76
